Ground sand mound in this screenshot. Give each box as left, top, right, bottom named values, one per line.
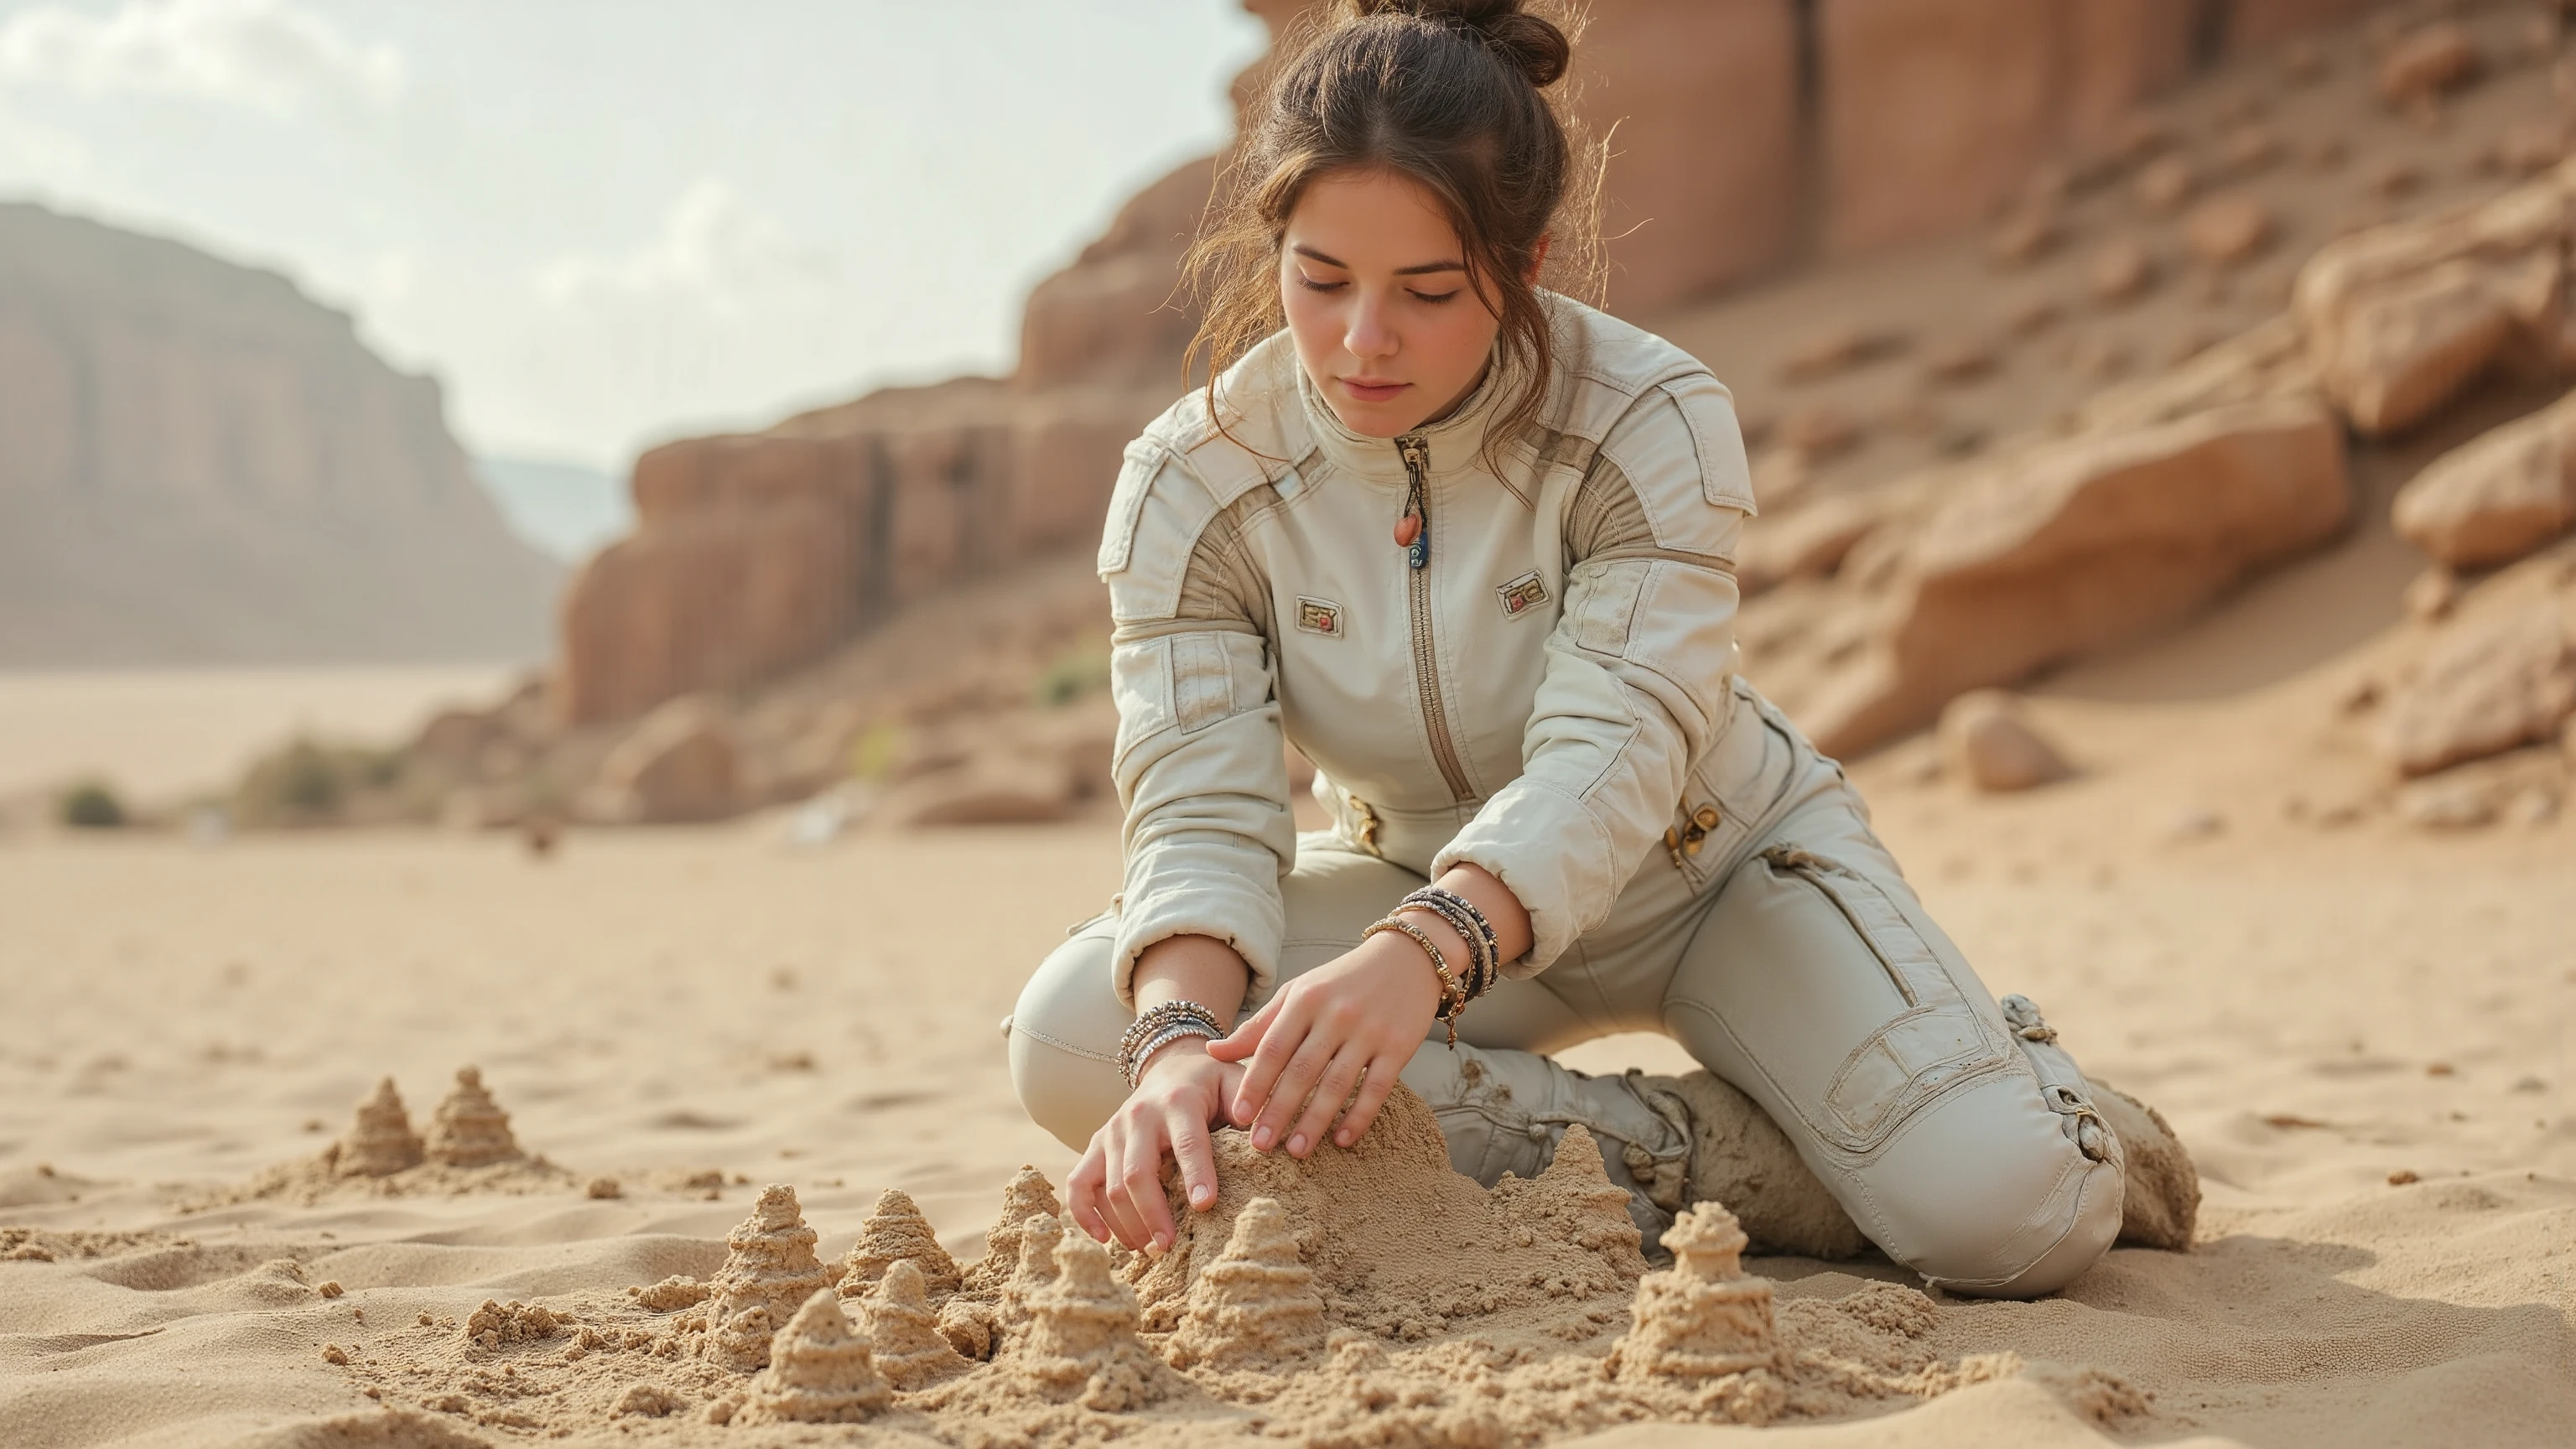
left=1166, top=1197, right=1327, bottom=1373
left=866, top=1257, right=972, bottom=1389
left=335, top=1078, right=423, bottom=1177
left=422, top=1067, right=519, bottom=1168
left=702, top=1184, right=835, bottom=1371
left=962, top=1163, right=1062, bottom=1294
left=737, top=1288, right=891, bottom=1425
left=1612, top=1202, right=1778, bottom=1381
left=839, top=1186, right=961, bottom=1299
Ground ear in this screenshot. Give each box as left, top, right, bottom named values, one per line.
left=1525, top=233, right=1552, bottom=283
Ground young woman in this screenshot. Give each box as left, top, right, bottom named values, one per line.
left=1007, top=0, right=2127, bottom=1298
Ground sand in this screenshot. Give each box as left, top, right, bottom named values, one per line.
left=2, top=602, right=2572, bottom=1444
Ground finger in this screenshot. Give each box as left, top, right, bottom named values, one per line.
left=1207, top=994, right=1279, bottom=1062
left=1112, top=1135, right=1176, bottom=1252
left=1095, top=1123, right=1152, bottom=1251
left=1229, top=1002, right=1313, bottom=1130
left=1067, top=1146, right=1114, bottom=1243
left=1169, top=1107, right=1220, bottom=1212
left=1285, top=1045, right=1367, bottom=1159
left=1251, top=1028, right=1340, bottom=1151
left=1333, top=1054, right=1405, bottom=1148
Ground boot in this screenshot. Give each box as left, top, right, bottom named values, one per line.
left=1633, top=1070, right=1871, bottom=1260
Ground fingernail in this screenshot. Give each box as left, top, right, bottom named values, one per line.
left=1252, top=1125, right=1275, bottom=1150
left=1335, top=1130, right=1353, bottom=1146
left=1287, top=1134, right=1307, bottom=1156
left=1151, top=1234, right=1171, bottom=1255
left=1190, top=1184, right=1213, bottom=1208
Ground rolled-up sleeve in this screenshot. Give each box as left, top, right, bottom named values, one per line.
left=1433, top=378, right=1753, bottom=971
left=1099, top=447, right=1295, bottom=1008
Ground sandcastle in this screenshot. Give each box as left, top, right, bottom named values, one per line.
left=1017, top=1227, right=1147, bottom=1396
left=423, top=1067, right=522, bottom=1168
left=1613, top=1202, right=1778, bottom=1381
left=1000, top=1208, right=1066, bottom=1321
left=866, top=1258, right=971, bottom=1389
left=335, top=1077, right=423, bottom=1177
left=737, top=1288, right=891, bottom=1425
left=962, top=1165, right=1062, bottom=1293
left=839, top=1187, right=961, bottom=1299
left=1165, top=1197, right=1327, bottom=1373
left=704, top=1184, right=837, bottom=1371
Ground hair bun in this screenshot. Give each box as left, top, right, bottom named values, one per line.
left=1349, top=0, right=1571, bottom=88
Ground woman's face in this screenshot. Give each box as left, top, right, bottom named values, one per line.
left=1279, top=168, right=1504, bottom=439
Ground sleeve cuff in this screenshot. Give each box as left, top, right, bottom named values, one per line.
left=1431, top=776, right=1618, bottom=975
left=1108, top=881, right=1284, bottom=1011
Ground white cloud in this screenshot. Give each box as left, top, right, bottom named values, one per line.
left=533, top=178, right=824, bottom=316
left=0, top=0, right=403, bottom=117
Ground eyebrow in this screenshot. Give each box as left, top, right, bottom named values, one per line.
left=1291, top=244, right=1467, bottom=277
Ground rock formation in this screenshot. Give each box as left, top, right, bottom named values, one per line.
left=583, top=694, right=739, bottom=824
left=1938, top=691, right=2074, bottom=792
left=738, top=1289, right=891, bottom=1425
left=335, top=1078, right=423, bottom=1177
left=865, top=1259, right=970, bottom=1390
left=0, top=202, right=557, bottom=666
left=704, top=1185, right=838, bottom=1372
left=1613, top=1203, right=1778, bottom=1381
left=2380, top=597, right=2576, bottom=776
left=423, top=1067, right=521, bottom=1168
left=1018, top=1229, right=1147, bottom=1399
left=2394, top=392, right=2576, bottom=569
left=2294, top=157, right=2574, bottom=438
left=963, top=1166, right=1062, bottom=1294
left=839, top=1187, right=963, bottom=1301
left=1166, top=1197, right=1327, bottom=1373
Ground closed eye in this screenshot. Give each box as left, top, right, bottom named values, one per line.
left=1409, top=288, right=1460, bottom=304
left=1297, top=275, right=1347, bottom=293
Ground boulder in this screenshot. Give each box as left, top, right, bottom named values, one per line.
left=1738, top=494, right=1883, bottom=595
left=2183, top=194, right=2277, bottom=267
left=2379, top=600, right=2576, bottom=776
left=2392, top=392, right=2576, bottom=569
left=2377, top=23, right=2482, bottom=106
left=590, top=695, right=740, bottom=824
left=1818, top=0, right=2195, bottom=255
left=1937, top=691, right=2074, bottom=792
left=2293, top=159, right=2575, bottom=437
left=879, top=759, right=1076, bottom=828
left=2090, top=237, right=2158, bottom=303
left=1805, top=395, right=2351, bottom=757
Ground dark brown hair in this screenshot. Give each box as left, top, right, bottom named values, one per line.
left=1185, top=0, right=1603, bottom=449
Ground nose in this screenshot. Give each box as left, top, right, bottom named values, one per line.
left=1343, top=290, right=1397, bottom=363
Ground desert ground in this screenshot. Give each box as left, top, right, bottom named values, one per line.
left=3, top=584, right=2568, bottom=1445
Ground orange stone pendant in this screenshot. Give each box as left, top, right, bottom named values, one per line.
left=1394, top=513, right=1420, bottom=548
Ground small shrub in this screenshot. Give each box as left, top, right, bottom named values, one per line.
left=847, top=722, right=904, bottom=782
left=1034, top=641, right=1113, bottom=708
left=58, top=781, right=125, bottom=829
left=233, top=737, right=403, bottom=828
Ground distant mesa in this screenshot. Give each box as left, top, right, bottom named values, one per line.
left=0, top=202, right=558, bottom=666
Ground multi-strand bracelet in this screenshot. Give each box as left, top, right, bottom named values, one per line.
left=1363, top=886, right=1503, bottom=1048
left=1116, top=1000, right=1223, bottom=1087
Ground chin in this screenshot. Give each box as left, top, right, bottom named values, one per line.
left=1325, top=397, right=1420, bottom=439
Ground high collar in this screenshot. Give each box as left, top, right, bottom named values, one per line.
left=1295, top=352, right=1509, bottom=491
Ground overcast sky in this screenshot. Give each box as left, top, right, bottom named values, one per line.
left=0, top=0, right=1267, bottom=471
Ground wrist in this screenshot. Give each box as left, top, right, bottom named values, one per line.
left=1134, top=1034, right=1214, bottom=1087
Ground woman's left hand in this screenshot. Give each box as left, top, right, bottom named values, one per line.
left=1205, top=932, right=1445, bottom=1157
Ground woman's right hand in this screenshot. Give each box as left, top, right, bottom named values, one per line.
left=1066, top=1041, right=1242, bottom=1254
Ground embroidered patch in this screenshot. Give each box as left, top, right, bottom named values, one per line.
left=1495, top=570, right=1550, bottom=619
left=1294, top=596, right=1344, bottom=637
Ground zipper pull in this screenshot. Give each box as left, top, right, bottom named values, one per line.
left=1394, top=434, right=1431, bottom=569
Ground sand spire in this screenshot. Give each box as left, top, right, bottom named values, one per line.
left=1540, top=1124, right=1650, bottom=1258
left=963, top=1165, right=1062, bottom=1292
left=1614, top=1201, right=1778, bottom=1380
left=737, top=1288, right=891, bottom=1424
left=1018, top=1228, right=1145, bottom=1397
left=1000, top=1209, right=1067, bottom=1322
left=839, top=1188, right=961, bottom=1300
left=866, top=1258, right=971, bottom=1389
left=335, top=1077, right=423, bottom=1177
left=704, top=1184, right=838, bottom=1372
left=1167, top=1197, right=1327, bottom=1372
left=422, top=1066, right=522, bottom=1168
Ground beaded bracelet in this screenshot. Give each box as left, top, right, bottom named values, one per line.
left=1397, top=887, right=1498, bottom=1001
left=1117, top=1000, right=1222, bottom=1084
left=1363, top=917, right=1467, bottom=1046
left=1124, top=1020, right=1221, bottom=1087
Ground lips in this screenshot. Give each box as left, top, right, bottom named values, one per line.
left=1341, top=378, right=1408, bottom=402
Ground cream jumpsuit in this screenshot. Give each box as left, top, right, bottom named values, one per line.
left=1008, top=296, right=2126, bottom=1297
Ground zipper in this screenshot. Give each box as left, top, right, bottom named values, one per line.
left=1397, top=433, right=1476, bottom=802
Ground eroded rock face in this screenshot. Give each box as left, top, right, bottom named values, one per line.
left=1802, top=394, right=2351, bottom=757
left=585, top=694, right=738, bottom=824
left=2379, top=598, right=2576, bottom=776
left=2394, top=392, right=2576, bottom=569
left=2294, top=158, right=2575, bottom=438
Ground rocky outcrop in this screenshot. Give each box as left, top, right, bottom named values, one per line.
left=2394, top=391, right=2576, bottom=569
left=0, top=203, right=558, bottom=666
left=584, top=694, right=739, bottom=824
left=2293, top=158, right=2574, bottom=438
left=1800, top=391, right=2352, bottom=756
left=2226, top=1, right=2378, bottom=51
left=2379, top=598, right=2576, bottom=776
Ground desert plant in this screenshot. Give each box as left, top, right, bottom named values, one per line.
left=233, top=737, right=403, bottom=828
left=58, top=780, right=125, bottom=828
